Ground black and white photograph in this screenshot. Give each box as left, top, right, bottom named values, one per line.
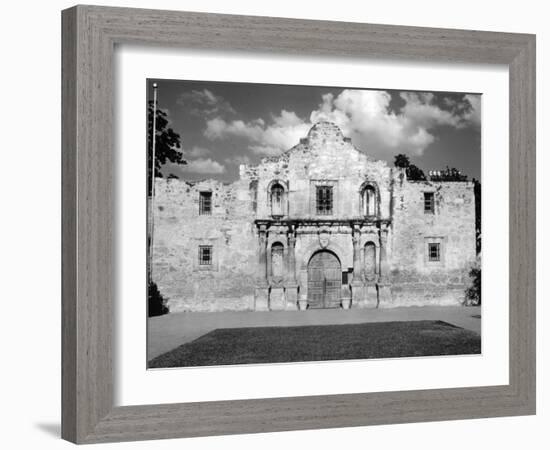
left=2, top=0, right=544, bottom=447
left=146, top=79, right=482, bottom=368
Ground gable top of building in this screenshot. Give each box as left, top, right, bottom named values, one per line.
left=306, top=121, right=346, bottom=142
left=260, top=121, right=374, bottom=163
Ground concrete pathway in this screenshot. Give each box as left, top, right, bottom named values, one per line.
left=147, top=306, right=481, bottom=360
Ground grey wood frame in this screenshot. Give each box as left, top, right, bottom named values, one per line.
left=62, top=5, right=536, bottom=444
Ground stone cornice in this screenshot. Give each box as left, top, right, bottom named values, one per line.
left=254, top=218, right=391, bottom=229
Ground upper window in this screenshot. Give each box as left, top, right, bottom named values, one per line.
left=199, top=191, right=212, bottom=215
left=362, top=185, right=377, bottom=216
left=424, top=192, right=435, bottom=214
left=428, top=243, right=440, bottom=261
left=316, top=186, right=333, bottom=215
left=270, top=183, right=285, bottom=217
left=198, top=245, right=213, bottom=265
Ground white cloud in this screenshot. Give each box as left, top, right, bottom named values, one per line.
left=310, top=90, right=480, bottom=156
left=186, top=146, right=211, bottom=158
left=399, top=92, right=461, bottom=128
left=272, top=110, right=303, bottom=127
left=203, top=90, right=481, bottom=158
left=205, top=118, right=264, bottom=141
left=205, top=111, right=310, bottom=156
left=225, top=155, right=252, bottom=165
left=181, top=158, right=226, bottom=174
left=178, top=89, right=236, bottom=117
left=442, top=94, right=481, bottom=128
left=463, top=94, right=481, bottom=126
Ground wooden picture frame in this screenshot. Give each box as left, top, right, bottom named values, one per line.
left=61, top=5, right=536, bottom=444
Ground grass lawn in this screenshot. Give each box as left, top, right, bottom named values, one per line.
left=148, top=320, right=481, bottom=368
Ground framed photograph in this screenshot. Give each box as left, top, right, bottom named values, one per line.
left=145, top=79, right=483, bottom=369
left=62, top=5, right=536, bottom=444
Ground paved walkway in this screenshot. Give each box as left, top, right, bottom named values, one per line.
left=147, top=306, right=481, bottom=360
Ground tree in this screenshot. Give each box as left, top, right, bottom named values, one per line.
left=407, top=164, right=427, bottom=181
left=148, top=281, right=169, bottom=316
left=393, top=153, right=426, bottom=181
left=394, top=153, right=410, bottom=168
left=147, top=101, right=185, bottom=194
left=465, top=264, right=481, bottom=305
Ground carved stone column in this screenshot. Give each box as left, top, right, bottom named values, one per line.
left=351, top=225, right=366, bottom=308
left=352, top=227, right=362, bottom=278
left=258, top=225, right=268, bottom=284
left=379, top=228, right=389, bottom=282
left=254, top=225, right=269, bottom=311
left=377, top=226, right=392, bottom=306
left=266, top=243, right=273, bottom=283
left=285, top=226, right=298, bottom=310
left=363, top=242, right=379, bottom=309
left=287, top=229, right=297, bottom=283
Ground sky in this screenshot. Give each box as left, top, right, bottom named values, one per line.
left=147, top=79, right=481, bottom=183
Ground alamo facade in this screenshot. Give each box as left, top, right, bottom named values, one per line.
left=152, top=121, right=476, bottom=312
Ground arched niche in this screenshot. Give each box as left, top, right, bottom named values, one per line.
left=359, top=181, right=380, bottom=217
left=267, top=180, right=288, bottom=217
left=364, top=241, right=378, bottom=282
left=270, top=241, right=285, bottom=282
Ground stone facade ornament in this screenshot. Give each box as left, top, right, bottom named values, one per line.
left=318, top=227, right=331, bottom=249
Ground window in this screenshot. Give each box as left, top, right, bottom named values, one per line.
left=270, top=183, right=284, bottom=216
left=199, top=191, right=212, bottom=215
left=362, top=185, right=377, bottom=216
left=428, top=243, right=440, bottom=261
left=424, top=192, right=435, bottom=213
left=316, top=186, right=333, bottom=215
left=198, top=245, right=213, bottom=265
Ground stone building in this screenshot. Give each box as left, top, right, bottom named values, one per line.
left=152, top=122, right=476, bottom=312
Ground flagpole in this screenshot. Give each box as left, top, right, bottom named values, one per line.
left=148, top=83, right=158, bottom=285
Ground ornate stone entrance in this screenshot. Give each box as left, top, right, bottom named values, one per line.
left=307, top=250, right=342, bottom=308
left=254, top=219, right=391, bottom=310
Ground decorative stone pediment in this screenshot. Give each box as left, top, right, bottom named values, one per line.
left=306, top=121, right=346, bottom=143
left=318, top=226, right=331, bottom=248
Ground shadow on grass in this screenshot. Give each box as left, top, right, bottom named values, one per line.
left=149, top=320, right=481, bottom=368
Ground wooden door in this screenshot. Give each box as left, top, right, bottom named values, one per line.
left=307, top=251, right=342, bottom=308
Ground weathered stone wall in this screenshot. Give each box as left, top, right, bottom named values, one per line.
left=152, top=122, right=477, bottom=312
left=152, top=178, right=258, bottom=312
left=388, top=172, right=477, bottom=306
left=254, top=123, right=392, bottom=221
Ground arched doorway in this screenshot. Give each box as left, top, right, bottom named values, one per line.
left=307, top=250, right=342, bottom=308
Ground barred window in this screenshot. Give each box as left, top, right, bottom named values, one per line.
left=424, top=192, right=435, bottom=213
left=316, top=186, right=333, bottom=215
left=198, top=245, right=213, bottom=265
left=199, top=192, right=212, bottom=215
left=428, top=243, right=440, bottom=261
